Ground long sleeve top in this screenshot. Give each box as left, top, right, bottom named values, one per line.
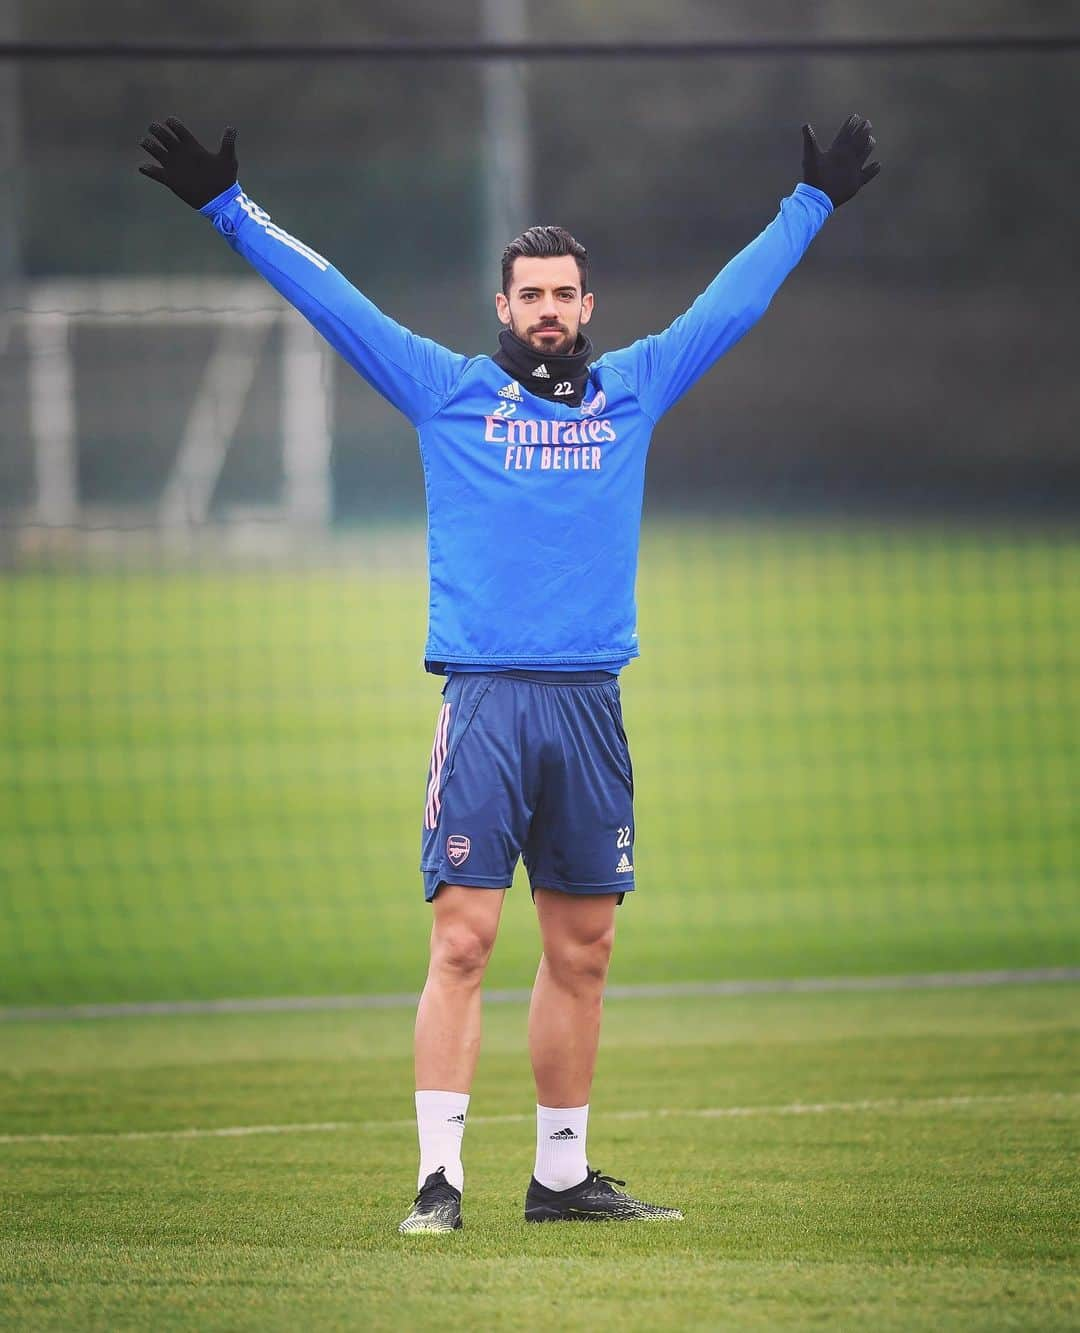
left=201, top=181, right=833, bottom=673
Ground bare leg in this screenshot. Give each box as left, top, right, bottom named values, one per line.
left=528, top=889, right=617, bottom=1106
left=415, top=884, right=505, bottom=1092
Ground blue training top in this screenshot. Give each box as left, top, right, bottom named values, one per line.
left=201, top=182, right=833, bottom=675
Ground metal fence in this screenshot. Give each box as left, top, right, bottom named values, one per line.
left=1, top=29, right=1077, bottom=1004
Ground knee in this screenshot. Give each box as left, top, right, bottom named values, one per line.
left=547, top=923, right=615, bottom=988
left=431, top=919, right=496, bottom=983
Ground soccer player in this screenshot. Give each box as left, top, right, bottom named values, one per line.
left=139, top=112, right=879, bottom=1231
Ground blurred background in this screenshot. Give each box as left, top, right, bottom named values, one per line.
left=1, top=1, right=1076, bottom=1008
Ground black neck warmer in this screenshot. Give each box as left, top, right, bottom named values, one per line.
left=493, top=327, right=593, bottom=407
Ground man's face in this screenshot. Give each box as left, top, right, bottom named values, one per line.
left=495, top=255, right=594, bottom=356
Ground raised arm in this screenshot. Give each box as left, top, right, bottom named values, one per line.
left=602, top=115, right=880, bottom=423
left=138, top=118, right=467, bottom=427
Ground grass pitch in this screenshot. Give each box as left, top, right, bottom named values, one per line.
left=2, top=515, right=1077, bottom=1325
left=1, top=985, right=1076, bottom=1330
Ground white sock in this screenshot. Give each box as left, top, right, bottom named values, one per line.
left=415, top=1090, right=469, bottom=1193
left=534, top=1103, right=589, bottom=1191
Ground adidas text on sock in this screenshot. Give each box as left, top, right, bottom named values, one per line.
left=415, top=1089, right=469, bottom=1193
left=534, top=1102, right=589, bottom=1191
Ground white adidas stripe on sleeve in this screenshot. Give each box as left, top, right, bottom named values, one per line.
left=237, top=193, right=330, bottom=271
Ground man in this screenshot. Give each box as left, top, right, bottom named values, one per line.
left=138, top=112, right=879, bottom=1232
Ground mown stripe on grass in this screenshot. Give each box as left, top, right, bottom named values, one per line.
left=2, top=968, right=1077, bottom=1023
left=2, top=1091, right=1075, bottom=1146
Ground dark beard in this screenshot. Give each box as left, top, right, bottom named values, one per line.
left=517, top=323, right=575, bottom=357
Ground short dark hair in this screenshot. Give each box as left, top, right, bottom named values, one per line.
left=501, top=225, right=589, bottom=295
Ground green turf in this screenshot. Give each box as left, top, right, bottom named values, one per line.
left=1, top=985, right=1076, bottom=1330
left=2, top=517, right=1077, bottom=1004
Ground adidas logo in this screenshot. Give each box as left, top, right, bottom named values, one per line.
left=531, top=363, right=550, bottom=379
left=498, top=380, right=522, bottom=400
left=549, top=1127, right=578, bottom=1140
left=616, top=852, right=633, bottom=874
left=446, top=1113, right=466, bottom=1124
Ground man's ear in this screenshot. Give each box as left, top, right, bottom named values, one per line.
left=495, top=291, right=511, bottom=326
left=580, top=292, right=595, bottom=326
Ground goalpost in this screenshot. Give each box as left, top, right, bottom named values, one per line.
left=21, top=276, right=336, bottom=531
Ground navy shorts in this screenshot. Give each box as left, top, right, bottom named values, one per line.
left=420, top=669, right=635, bottom=902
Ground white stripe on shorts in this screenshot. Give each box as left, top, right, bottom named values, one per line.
left=424, top=702, right=451, bottom=830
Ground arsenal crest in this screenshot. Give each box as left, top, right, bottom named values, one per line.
left=446, top=834, right=471, bottom=867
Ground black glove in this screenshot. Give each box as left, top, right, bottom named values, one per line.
left=138, top=118, right=238, bottom=210
left=801, top=114, right=880, bottom=208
